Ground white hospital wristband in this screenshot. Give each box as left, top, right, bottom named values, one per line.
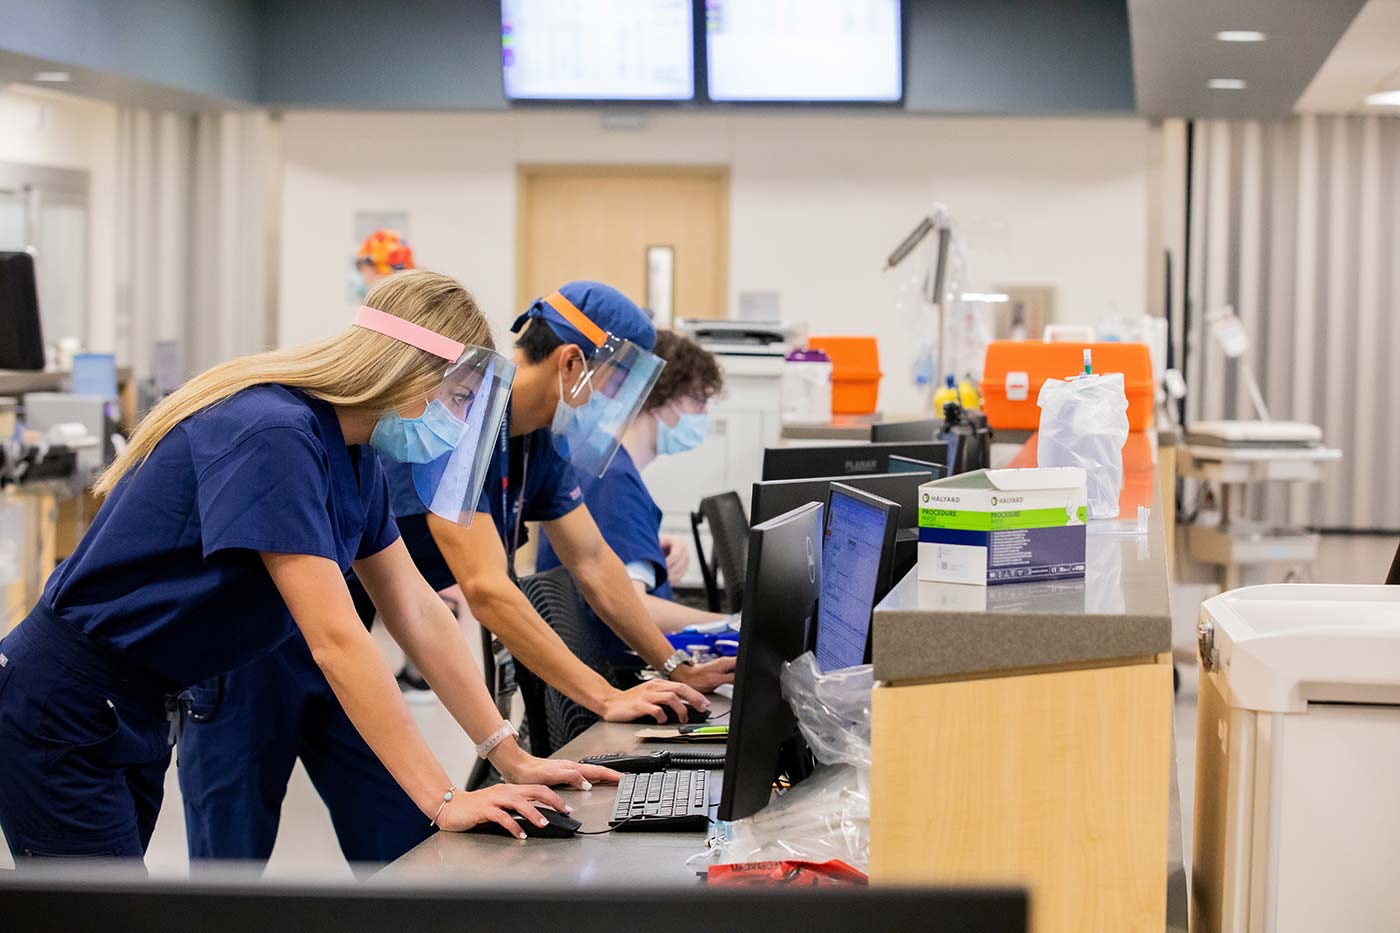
left=475, top=721, right=518, bottom=760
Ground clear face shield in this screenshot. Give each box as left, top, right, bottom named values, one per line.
left=550, top=331, right=665, bottom=478
left=355, top=305, right=516, bottom=526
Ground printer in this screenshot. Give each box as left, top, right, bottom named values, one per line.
left=675, top=319, right=805, bottom=358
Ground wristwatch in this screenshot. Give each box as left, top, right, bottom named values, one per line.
left=660, top=649, right=694, bottom=680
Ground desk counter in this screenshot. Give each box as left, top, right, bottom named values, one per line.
left=377, top=701, right=727, bottom=886
left=872, top=481, right=1171, bottom=684
left=868, top=435, right=1180, bottom=932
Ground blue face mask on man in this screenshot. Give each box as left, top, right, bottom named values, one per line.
left=370, top=399, right=467, bottom=464
left=656, top=410, right=709, bottom=456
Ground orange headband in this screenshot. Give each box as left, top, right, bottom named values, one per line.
left=543, top=291, right=607, bottom=349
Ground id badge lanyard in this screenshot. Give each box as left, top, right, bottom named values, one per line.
left=498, top=411, right=530, bottom=581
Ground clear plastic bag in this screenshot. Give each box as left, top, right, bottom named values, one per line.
left=707, top=654, right=873, bottom=870
left=1037, top=372, right=1130, bottom=519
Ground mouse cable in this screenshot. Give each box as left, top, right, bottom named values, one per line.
left=574, top=814, right=719, bottom=836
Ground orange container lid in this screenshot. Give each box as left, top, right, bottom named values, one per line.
left=982, top=341, right=1153, bottom=389
left=809, top=336, right=883, bottom=379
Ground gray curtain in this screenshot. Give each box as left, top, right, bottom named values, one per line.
left=114, top=109, right=280, bottom=380
left=1184, top=115, right=1400, bottom=530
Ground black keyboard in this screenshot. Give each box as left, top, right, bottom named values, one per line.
left=608, top=769, right=712, bottom=832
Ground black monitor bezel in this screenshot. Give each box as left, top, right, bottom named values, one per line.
left=886, top=454, right=945, bottom=478
left=719, top=501, right=823, bottom=822
left=870, top=418, right=940, bottom=444
left=760, top=441, right=947, bottom=482
left=813, top=482, right=900, bottom=669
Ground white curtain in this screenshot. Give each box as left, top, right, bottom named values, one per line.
left=1184, top=115, right=1400, bottom=530
left=113, top=109, right=280, bottom=380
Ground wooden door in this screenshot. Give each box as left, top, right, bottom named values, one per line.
left=517, top=166, right=729, bottom=321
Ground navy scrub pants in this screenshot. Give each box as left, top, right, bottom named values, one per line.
left=177, top=592, right=431, bottom=864
left=0, top=607, right=173, bottom=859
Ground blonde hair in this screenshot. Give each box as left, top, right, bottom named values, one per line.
left=94, top=270, right=492, bottom=496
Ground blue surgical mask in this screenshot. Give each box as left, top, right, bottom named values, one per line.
left=351, top=267, right=369, bottom=301
left=656, top=411, right=709, bottom=456
left=370, top=399, right=466, bottom=464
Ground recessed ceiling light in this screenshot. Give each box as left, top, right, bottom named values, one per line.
left=1215, top=30, right=1266, bottom=42
left=32, top=71, right=71, bottom=83
left=1208, top=78, right=1247, bottom=90
left=1365, top=68, right=1400, bottom=107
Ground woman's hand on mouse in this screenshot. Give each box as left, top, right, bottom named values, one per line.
left=600, top=679, right=708, bottom=724
left=435, top=783, right=569, bottom=838
left=497, top=754, right=623, bottom=791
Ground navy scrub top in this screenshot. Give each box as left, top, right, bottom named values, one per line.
left=536, top=447, right=672, bottom=601
left=535, top=446, right=671, bottom=662
left=380, top=402, right=586, bottom=589
left=40, top=385, right=400, bottom=688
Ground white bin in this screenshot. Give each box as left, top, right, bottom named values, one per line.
left=1192, top=584, right=1400, bottom=933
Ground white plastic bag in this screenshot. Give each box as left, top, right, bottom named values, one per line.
left=708, top=654, right=873, bottom=870
left=1037, top=372, right=1129, bottom=519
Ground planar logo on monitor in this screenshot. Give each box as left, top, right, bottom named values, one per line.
left=805, top=535, right=816, bottom=583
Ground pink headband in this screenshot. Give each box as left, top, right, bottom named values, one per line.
left=353, top=305, right=464, bottom=362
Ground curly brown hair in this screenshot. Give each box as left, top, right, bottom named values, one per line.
left=645, top=330, right=724, bottom=411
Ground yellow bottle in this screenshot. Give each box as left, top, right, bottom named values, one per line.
left=957, top=374, right=982, bottom=410
left=933, top=375, right=959, bottom=412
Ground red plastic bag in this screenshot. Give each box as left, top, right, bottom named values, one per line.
left=706, top=859, right=868, bottom=888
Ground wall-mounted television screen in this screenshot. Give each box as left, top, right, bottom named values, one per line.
left=706, top=0, right=902, bottom=103
left=502, top=0, right=696, bottom=101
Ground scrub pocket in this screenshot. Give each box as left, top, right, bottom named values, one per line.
left=184, top=675, right=226, bottom=721
left=39, top=670, right=163, bottom=770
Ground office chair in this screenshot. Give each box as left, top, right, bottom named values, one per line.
left=689, top=491, right=749, bottom=614
left=515, top=566, right=613, bottom=756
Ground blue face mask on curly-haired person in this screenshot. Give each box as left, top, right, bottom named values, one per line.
left=656, top=410, right=709, bottom=456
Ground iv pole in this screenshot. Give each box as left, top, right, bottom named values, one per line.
left=884, top=207, right=954, bottom=405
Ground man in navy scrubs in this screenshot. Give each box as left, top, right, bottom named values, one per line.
left=402, top=283, right=735, bottom=707
left=536, top=328, right=730, bottom=655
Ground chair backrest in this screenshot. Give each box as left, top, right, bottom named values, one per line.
left=697, top=491, right=749, bottom=614
left=515, top=566, right=610, bottom=756
left=690, top=509, right=721, bottom=612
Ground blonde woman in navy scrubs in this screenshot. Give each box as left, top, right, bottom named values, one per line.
left=0, top=270, right=617, bottom=860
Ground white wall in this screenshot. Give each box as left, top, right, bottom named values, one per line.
left=0, top=84, right=118, bottom=353
left=279, top=110, right=1149, bottom=415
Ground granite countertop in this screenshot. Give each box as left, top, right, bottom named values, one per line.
left=872, top=441, right=1171, bottom=683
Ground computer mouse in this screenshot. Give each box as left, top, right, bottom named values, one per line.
left=467, top=807, right=581, bottom=839
left=631, top=704, right=710, bottom=725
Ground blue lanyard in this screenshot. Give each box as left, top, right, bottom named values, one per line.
left=498, top=407, right=529, bottom=570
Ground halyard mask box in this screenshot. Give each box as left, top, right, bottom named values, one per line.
left=918, top=467, right=1088, bottom=586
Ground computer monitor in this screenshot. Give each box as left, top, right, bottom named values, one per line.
left=750, top=471, right=925, bottom=528
left=0, top=867, right=1030, bottom=932
left=871, top=419, right=938, bottom=443
left=814, top=484, right=898, bottom=673
left=705, top=0, right=903, bottom=103
left=71, top=353, right=118, bottom=400
left=0, top=251, right=45, bottom=370
left=761, top=441, right=946, bottom=481
left=501, top=0, right=695, bottom=101
left=720, top=501, right=824, bottom=822
left=887, top=454, right=944, bottom=479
